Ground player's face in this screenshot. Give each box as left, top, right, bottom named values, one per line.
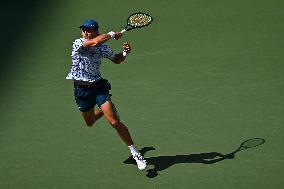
left=81, top=28, right=99, bottom=39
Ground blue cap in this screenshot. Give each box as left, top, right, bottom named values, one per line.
left=79, top=19, right=99, bottom=30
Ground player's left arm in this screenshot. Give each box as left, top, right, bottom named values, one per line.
left=111, top=42, right=131, bottom=64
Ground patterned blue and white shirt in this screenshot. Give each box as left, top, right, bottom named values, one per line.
left=66, top=38, right=114, bottom=82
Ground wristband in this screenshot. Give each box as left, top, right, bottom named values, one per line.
left=107, top=31, right=115, bottom=39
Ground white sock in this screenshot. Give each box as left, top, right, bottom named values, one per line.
left=128, top=144, right=139, bottom=155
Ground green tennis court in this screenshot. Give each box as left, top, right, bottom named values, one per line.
left=1, top=0, right=283, bottom=188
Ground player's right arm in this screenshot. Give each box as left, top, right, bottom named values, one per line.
left=83, top=32, right=123, bottom=48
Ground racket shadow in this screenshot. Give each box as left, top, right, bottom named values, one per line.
left=123, top=138, right=266, bottom=178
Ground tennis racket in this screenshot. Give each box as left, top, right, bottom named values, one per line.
left=120, top=12, right=153, bottom=33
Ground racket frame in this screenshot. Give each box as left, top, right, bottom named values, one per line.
left=121, top=12, right=153, bottom=33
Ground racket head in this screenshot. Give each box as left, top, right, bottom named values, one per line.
left=239, top=138, right=266, bottom=151
left=125, top=12, right=153, bottom=31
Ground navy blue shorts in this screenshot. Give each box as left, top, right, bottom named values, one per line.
left=73, top=79, right=112, bottom=112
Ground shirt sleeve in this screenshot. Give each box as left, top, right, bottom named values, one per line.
left=71, top=39, right=84, bottom=55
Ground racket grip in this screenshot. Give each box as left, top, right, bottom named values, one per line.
left=121, top=29, right=126, bottom=33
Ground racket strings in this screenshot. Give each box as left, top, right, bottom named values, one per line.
left=242, top=138, right=265, bottom=148
left=128, top=13, right=152, bottom=27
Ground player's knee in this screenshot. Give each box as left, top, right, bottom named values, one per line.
left=109, top=118, right=120, bottom=128
left=86, top=122, right=93, bottom=127
left=85, top=120, right=94, bottom=127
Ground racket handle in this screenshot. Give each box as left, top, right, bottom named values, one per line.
left=121, top=29, right=126, bottom=33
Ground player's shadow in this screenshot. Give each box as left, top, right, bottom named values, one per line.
left=123, top=140, right=265, bottom=178
left=123, top=147, right=234, bottom=178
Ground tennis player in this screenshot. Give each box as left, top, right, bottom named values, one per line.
left=66, top=19, right=147, bottom=170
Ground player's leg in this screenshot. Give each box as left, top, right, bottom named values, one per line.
left=100, top=100, right=147, bottom=170
left=74, top=84, right=104, bottom=127
left=100, top=100, right=133, bottom=145
left=81, top=108, right=104, bottom=127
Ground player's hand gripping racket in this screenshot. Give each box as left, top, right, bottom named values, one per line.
left=120, top=12, right=153, bottom=33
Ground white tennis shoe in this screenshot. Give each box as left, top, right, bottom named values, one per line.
left=133, top=153, right=147, bottom=170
